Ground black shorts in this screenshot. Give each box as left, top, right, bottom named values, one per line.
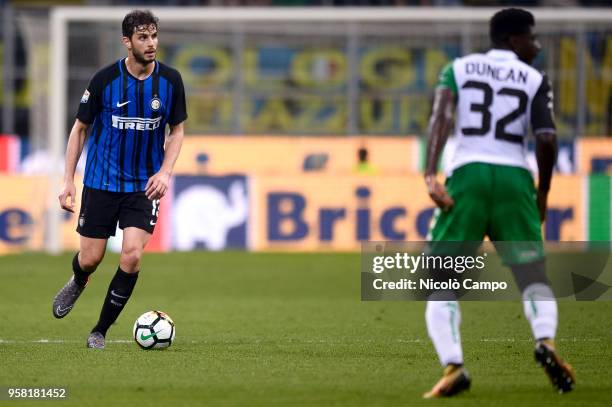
left=76, top=186, right=160, bottom=239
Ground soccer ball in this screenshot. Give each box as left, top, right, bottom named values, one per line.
left=133, top=310, right=175, bottom=349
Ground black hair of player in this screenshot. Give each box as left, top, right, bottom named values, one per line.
left=122, top=10, right=158, bottom=39
left=489, top=8, right=535, bottom=48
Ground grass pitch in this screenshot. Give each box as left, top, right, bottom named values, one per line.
left=0, top=252, right=610, bottom=406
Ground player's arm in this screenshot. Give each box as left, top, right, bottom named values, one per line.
left=146, top=70, right=188, bottom=201
left=424, top=62, right=456, bottom=211
left=531, top=74, right=557, bottom=223
left=58, top=119, right=89, bottom=213
left=145, top=121, right=184, bottom=200
left=58, top=74, right=101, bottom=212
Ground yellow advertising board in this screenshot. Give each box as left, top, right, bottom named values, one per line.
left=250, top=175, right=432, bottom=251
left=172, top=136, right=612, bottom=179
left=0, top=176, right=82, bottom=254
left=175, top=136, right=420, bottom=176
left=0, top=176, right=48, bottom=254
left=545, top=175, right=586, bottom=241
left=0, top=173, right=589, bottom=254
left=251, top=174, right=586, bottom=251
left=576, top=139, right=612, bottom=174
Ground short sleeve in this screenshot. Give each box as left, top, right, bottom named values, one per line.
left=437, top=62, right=458, bottom=96
left=531, top=73, right=556, bottom=135
left=76, top=71, right=103, bottom=124
left=168, top=71, right=188, bottom=126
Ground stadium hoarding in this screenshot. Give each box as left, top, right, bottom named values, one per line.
left=173, top=136, right=612, bottom=177
left=0, top=174, right=604, bottom=253
left=0, top=176, right=48, bottom=254
left=175, top=136, right=421, bottom=176
left=250, top=175, right=587, bottom=251
left=250, top=175, right=432, bottom=251
left=170, top=175, right=249, bottom=251
left=577, top=138, right=612, bottom=174
left=0, top=176, right=88, bottom=255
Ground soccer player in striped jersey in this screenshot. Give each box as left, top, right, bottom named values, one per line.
left=422, top=9, right=575, bottom=397
left=52, top=10, right=187, bottom=349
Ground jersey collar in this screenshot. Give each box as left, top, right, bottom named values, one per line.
left=486, top=49, right=519, bottom=61
left=120, top=58, right=157, bottom=81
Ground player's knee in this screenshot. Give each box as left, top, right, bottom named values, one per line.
left=511, top=259, right=549, bottom=292
left=79, top=251, right=104, bottom=271
left=120, top=247, right=143, bottom=272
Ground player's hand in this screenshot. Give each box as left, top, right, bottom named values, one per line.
left=145, top=171, right=171, bottom=200
left=537, top=189, right=548, bottom=223
left=58, top=181, right=77, bottom=213
left=425, top=175, right=454, bottom=212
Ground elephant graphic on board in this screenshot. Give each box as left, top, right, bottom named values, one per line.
left=172, top=180, right=248, bottom=251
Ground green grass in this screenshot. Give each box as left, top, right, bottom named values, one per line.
left=0, top=252, right=610, bottom=406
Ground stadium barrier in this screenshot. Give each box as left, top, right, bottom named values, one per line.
left=0, top=173, right=608, bottom=254
left=2, top=136, right=611, bottom=177
left=176, top=136, right=421, bottom=176
left=577, top=138, right=612, bottom=174
left=173, top=136, right=612, bottom=176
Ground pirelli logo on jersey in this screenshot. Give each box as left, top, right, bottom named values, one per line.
left=111, top=115, right=161, bottom=131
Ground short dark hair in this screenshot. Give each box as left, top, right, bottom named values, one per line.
left=122, top=10, right=158, bottom=38
left=490, top=8, right=535, bottom=47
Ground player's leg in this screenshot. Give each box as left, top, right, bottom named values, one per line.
left=52, top=237, right=107, bottom=319
left=423, top=163, right=490, bottom=398
left=88, top=193, right=158, bottom=348
left=423, top=296, right=471, bottom=399
left=77, top=235, right=108, bottom=283
left=89, top=227, right=150, bottom=343
left=488, top=166, right=556, bottom=343
left=511, top=260, right=575, bottom=392
left=53, top=186, right=117, bottom=319
left=489, top=165, right=574, bottom=393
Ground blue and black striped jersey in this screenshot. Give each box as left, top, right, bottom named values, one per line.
left=77, top=58, right=187, bottom=192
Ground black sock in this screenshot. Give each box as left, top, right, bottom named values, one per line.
left=72, top=253, right=94, bottom=288
left=92, top=267, right=139, bottom=336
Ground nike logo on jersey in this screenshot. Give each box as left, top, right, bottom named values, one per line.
left=116, top=101, right=131, bottom=107
left=150, top=220, right=157, bottom=226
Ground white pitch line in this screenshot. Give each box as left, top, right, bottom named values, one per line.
left=0, top=337, right=604, bottom=345
left=0, top=339, right=133, bottom=344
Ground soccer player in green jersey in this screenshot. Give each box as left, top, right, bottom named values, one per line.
left=422, top=8, right=575, bottom=398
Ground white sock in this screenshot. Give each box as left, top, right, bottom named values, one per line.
left=522, top=283, right=558, bottom=341
left=426, top=300, right=463, bottom=366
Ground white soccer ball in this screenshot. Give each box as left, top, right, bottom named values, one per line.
left=133, top=310, right=175, bottom=349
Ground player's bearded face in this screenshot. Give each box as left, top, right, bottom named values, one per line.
left=129, top=25, right=158, bottom=65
